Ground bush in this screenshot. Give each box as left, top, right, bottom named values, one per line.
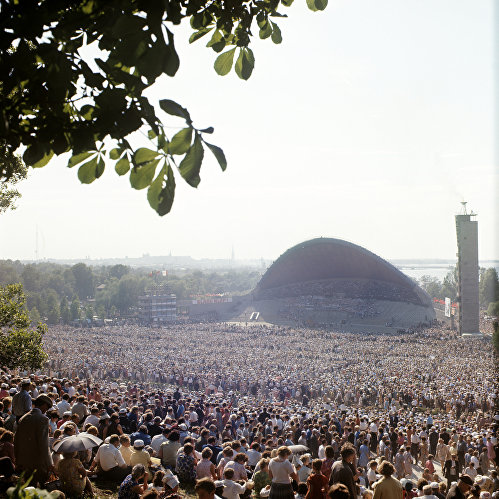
left=487, top=301, right=499, bottom=317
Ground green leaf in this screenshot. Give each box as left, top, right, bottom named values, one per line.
left=148, top=163, right=176, bottom=216
left=130, top=159, right=160, bottom=190
left=109, top=148, right=121, bottom=160
left=158, top=134, right=168, bottom=151
left=271, top=22, right=282, bottom=44
left=95, top=156, right=105, bottom=179
left=281, top=0, right=294, bottom=6
left=31, top=150, right=54, bottom=168
left=214, top=47, right=236, bottom=76
left=147, top=129, right=157, bottom=140
left=306, top=0, right=327, bottom=11
left=200, top=127, right=214, bottom=134
left=79, top=105, right=94, bottom=120
left=81, top=0, right=95, bottom=14
left=204, top=141, right=227, bottom=171
left=189, top=28, right=213, bottom=43
left=257, top=14, right=267, bottom=29
left=23, top=144, right=53, bottom=168
left=235, top=48, right=255, bottom=80
left=68, top=151, right=95, bottom=168
left=115, top=156, right=130, bottom=176
left=77, top=157, right=99, bottom=184
left=164, top=29, right=180, bottom=77
left=207, top=30, right=226, bottom=53
left=159, top=99, right=192, bottom=123
left=134, top=148, right=158, bottom=165
left=259, top=21, right=272, bottom=39
left=169, top=128, right=193, bottom=155
left=178, top=134, right=204, bottom=187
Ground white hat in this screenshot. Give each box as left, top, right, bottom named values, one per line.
left=133, top=439, right=145, bottom=448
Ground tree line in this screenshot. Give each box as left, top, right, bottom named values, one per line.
left=0, top=260, right=262, bottom=324
left=418, top=266, right=499, bottom=316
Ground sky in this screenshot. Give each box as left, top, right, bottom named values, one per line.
left=0, top=0, right=497, bottom=263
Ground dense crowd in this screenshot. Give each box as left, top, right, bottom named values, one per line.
left=0, top=322, right=497, bottom=499
left=258, top=280, right=422, bottom=306
left=278, top=297, right=380, bottom=323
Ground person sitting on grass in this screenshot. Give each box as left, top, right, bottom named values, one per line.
left=118, top=463, right=148, bottom=499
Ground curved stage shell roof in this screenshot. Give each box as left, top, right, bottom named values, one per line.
left=255, top=238, right=431, bottom=306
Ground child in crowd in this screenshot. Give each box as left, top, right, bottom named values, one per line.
left=295, top=483, right=308, bottom=499
left=367, top=461, right=378, bottom=489
left=305, top=459, right=329, bottom=499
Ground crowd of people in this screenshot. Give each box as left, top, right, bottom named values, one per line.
left=278, top=297, right=380, bottom=323
left=257, top=279, right=423, bottom=306
left=0, top=321, right=496, bottom=499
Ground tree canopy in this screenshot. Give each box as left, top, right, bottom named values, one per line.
left=0, top=140, right=27, bottom=214
left=0, top=259, right=262, bottom=323
left=0, top=283, right=47, bottom=370
left=0, top=0, right=326, bottom=216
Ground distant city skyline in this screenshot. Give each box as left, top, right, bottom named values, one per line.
left=0, top=0, right=497, bottom=262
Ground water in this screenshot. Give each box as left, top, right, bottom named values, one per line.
left=390, top=261, right=499, bottom=282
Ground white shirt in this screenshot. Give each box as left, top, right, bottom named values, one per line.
left=151, top=434, right=168, bottom=454
left=269, top=457, right=295, bottom=484
left=218, top=479, right=247, bottom=499
left=84, top=414, right=100, bottom=428
left=56, top=400, right=71, bottom=418
left=95, top=443, right=126, bottom=471
left=247, top=449, right=262, bottom=467
left=298, top=465, right=311, bottom=483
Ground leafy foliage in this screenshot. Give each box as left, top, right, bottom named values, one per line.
left=492, top=321, right=499, bottom=354
left=420, top=266, right=499, bottom=310
left=418, top=267, right=458, bottom=301
left=488, top=301, right=499, bottom=318
left=0, top=284, right=48, bottom=370
left=0, top=140, right=27, bottom=214
left=0, top=259, right=262, bottom=321
left=0, top=0, right=325, bottom=215
left=7, top=472, right=58, bottom=498
left=479, top=268, right=499, bottom=308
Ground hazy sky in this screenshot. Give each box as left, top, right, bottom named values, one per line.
left=1, top=0, right=497, bottom=262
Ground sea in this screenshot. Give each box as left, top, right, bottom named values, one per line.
left=389, top=260, right=499, bottom=282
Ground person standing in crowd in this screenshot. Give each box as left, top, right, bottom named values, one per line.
left=445, top=475, right=473, bottom=499
left=372, top=462, right=402, bottom=499
left=11, top=380, right=32, bottom=421
left=269, top=446, right=297, bottom=499
left=14, top=394, right=54, bottom=487
left=329, top=445, right=357, bottom=499
left=443, top=450, right=461, bottom=491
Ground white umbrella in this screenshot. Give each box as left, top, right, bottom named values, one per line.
left=53, top=433, right=102, bottom=453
